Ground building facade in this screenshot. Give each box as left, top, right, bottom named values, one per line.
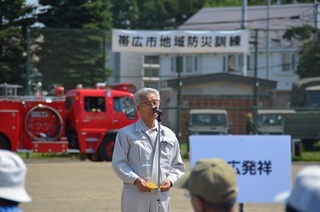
left=108, top=3, right=319, bottom=138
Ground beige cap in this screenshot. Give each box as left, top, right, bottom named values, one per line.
left=176, top=158, right=238, bottom=204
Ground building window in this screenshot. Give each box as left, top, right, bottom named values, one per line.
left=144, top=68, right=159, bottom=77
left=194, top=56, right=198, bottom=72
left=143, top=55, right=160, bottom=89
left=247, top=55, right=252, bottom=71
left=143, top=55, right=160, bottom=77
left=238, top=55, right=243, bottom=71
left=186, top=56, right=193, bottom=73
left=282, top=53, right=290, bottom=72
left=171, top=57, right=175, bottom=72
left=144, top=55, right=159, bottom=64
left=223, top=56, right=226, bottom=72
left=291, top=53, right=298, bottom=71
left=185, top=55, right=199, bottom=73
left=228, top=55, right=236, bottom=72
left=223, top=54, right=242, bottom=72
left=144, top=81, right=159, bottom=90
left=171, top=55, right=199, bottom=73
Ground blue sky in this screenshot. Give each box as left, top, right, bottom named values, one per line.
left=26, top=0, right=38, bottom=5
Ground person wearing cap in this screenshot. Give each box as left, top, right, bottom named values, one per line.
left=0, top=150, right=31, bottom=211
left=112, top=87, right=185, bottom=212
left=176, top=158, right=238, bottom=212
left=274, top=165, right=320, bottom=212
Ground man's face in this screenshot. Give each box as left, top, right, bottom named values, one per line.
left=137, top=93, right=160, bottom=121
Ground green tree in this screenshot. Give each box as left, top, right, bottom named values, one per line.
left=111, top=0, right=139, bottom=29
left=32, top=0, right=112, bottom=92
left=0, top=0, right=36, bottom=87
left=297, top=33, right=320, bottom=78
left=111, top=0, right=310, bottom=30
left=111, top=0, right=205, bottom=29
left=283, top=24, right=320, bottom=78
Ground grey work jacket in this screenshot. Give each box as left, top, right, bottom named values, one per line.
left=112, top=119, right=185, bottom=212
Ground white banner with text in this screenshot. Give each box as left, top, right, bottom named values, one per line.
left=189, top=135, right=291, bottom=203
left=112, top=29, right=249, bottom=54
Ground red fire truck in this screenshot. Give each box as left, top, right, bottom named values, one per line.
left=0, top=82, right=140, bottom=161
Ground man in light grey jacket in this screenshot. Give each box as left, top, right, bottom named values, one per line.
left=112, top=87, right=185, bottom=212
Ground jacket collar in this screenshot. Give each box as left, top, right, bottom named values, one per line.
left=135, top=118, right=159, bottom=133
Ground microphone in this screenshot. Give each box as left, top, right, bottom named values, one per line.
left=152, top=107, right=163, bottom=115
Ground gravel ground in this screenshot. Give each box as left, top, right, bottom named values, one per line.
left=20, top=156, right=320, bottom=212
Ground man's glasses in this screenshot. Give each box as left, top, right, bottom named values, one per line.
left=142, top=100, right=160, bottom=107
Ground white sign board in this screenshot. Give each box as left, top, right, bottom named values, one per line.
left=189, top=135, right=291, bottom=203
left=112, top=29, right=249, bottom=54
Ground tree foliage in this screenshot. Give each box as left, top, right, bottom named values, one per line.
left=32, top=0, right=112, bottom=92
left=0, top=0, right=36, bottom=87
left=111, top=0, right=205, bottom=29
left=111, top=0, right=311, bottom=30
left=3, top=0, right=317, bottom=92
left=31, top=28, right=107, bottom=91
left=38, top=0, right=112, bottom=30
left=283, top=24, right=320, bottom=78
left=298, top=36, right=320, bottom=78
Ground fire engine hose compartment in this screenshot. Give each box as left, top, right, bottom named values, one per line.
left=24, top=105, right=63, bottom=141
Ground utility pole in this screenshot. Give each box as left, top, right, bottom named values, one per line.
left=315, top=1, right=320, bottom=29
left=241, top=0, right=248, bottom=76
left=176, top=56, right=183, bottom=143
left=253, top=29, right=259, bottom=134
left=266, top=0, right=270, bottom=79
left=239, top=1, right=248, bottom=210
left=26, top=28, right=31, bottom=95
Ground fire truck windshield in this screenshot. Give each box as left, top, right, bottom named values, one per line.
left=114, top=97, right=137, bottom=119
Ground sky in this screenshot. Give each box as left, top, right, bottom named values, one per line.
left=26, top=0, right=38, bottom=5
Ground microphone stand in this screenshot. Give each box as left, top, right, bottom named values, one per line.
left=154, top=107, right=162, bottom=212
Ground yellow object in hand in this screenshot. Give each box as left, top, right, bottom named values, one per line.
left=146, top=181, right=158, bottom=190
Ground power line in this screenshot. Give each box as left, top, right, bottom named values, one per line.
left=182, top=14, right=314, bottom=27
left=182, top=4, right=315, bottom=28
left=198, top=3, right=314, bottom=14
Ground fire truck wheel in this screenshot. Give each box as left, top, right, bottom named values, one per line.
left=98, top=136, right=115, bottom=161
left=0, top=135, right=10, bottom=150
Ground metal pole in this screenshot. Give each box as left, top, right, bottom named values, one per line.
left=241, top=0, right=247, bottom=29
left=239, top=0, right=247, bottom=194
left=253, top=29, right=259, bottom=134
left=156, top=114, right=162, bottom=212
left=241, top=0, right=248, bottom=76
left=315, top=1, right=320, bottom=29
left=26, top=28, right=31, bottom=95
left=266, top=0, right=270, bottom=79
left=176, top=56, right=182, bottom=143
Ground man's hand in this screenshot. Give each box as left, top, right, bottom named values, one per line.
left=134, top=178, right=149, bottom=192
left=160, top=179, right=172, bottom=192
left=134, top=178, right=172, bottom=192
